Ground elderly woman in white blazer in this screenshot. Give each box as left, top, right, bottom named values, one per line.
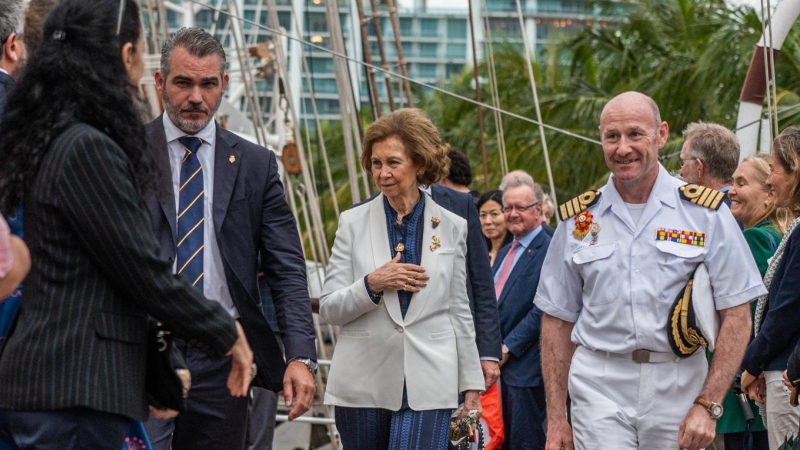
left=320, top=108, right=484, bottom=449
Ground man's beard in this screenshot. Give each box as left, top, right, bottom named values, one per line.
left=163, top=90, right=221, bottom=134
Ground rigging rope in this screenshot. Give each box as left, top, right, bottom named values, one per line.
left=514, top=0, right=558, bottom=205
left=182, top=0, right=603, bottom=147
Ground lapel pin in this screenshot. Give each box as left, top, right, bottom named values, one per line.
left=431, top=217, right=440, bottom=228
left=229, top=155, right=236, bottom=164
left=430, top=235, right=440, bottom=252
left=395, top=243, right=405, bottom=253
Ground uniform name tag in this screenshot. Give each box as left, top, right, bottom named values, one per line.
left=656, top=228, right=706, bottom=247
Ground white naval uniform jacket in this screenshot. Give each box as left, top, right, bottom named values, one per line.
left=534, top=164, right=767, bottom=354
left=319, top=192, right=485, bottom=411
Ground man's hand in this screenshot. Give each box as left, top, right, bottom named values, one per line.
left=281, top=361, right=316, bottom=421
left=481, top=361, right=500, bottom=388
left=149, top=405, right=180, bottom=420
left=743, top=372, right=766, bottom=404
left=499, top=351, right=510, bottom=368
left=545, top=417, right=574, bottom=450
left=226, top=321, right=253, bottom=397
left=678, top=405, right=716, bottom=450
left=741, top=370, right=756, bottom=391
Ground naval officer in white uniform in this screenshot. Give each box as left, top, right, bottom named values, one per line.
left=535, top=92, right=767, bottom=450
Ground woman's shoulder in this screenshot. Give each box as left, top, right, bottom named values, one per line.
left=428, top=195, right=467, bottom=230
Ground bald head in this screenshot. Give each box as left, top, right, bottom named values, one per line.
left=599, top=92, right=669, bottom=201
left=601, top=92, right=661, bottom=129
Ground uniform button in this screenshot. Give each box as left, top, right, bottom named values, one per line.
left=396, top=327, right=404, bottom=333
left=634, top=268, right=639, bottom=273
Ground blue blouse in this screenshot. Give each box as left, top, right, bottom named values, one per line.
left=364, top=194, right=425, bottom=318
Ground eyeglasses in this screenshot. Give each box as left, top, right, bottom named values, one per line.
left=503, top=202, right=539, bottom=214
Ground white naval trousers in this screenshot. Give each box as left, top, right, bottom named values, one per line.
left=568, top=346, right=708, bottom=449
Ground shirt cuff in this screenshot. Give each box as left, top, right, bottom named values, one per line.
left=480, top=357, right=500, bottom=362
left=363, top=276, right=383, bottom=305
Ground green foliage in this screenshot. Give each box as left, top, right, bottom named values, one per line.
left=298, top=0, right=800, bottom=254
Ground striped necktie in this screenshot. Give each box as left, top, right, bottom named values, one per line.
left=176, top=136, right=204, bottom=291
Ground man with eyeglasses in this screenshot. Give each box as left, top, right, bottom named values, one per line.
left=535, top=92, right=765, bottom=450
left=0, top=0, right=25, bottom=116
left=678, top=122, right=740, bottom=210
left=493, top=176, right=551, bottom=449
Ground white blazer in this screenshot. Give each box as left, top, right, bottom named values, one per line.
left=320, top=192, right=484, bottom=411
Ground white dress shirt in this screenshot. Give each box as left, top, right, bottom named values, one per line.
left=534, top=165, right=766, bottom=354
left=163, top=114, right=237, bottom=317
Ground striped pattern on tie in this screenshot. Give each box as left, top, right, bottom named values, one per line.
left=177, top=136, right=205, bottom=290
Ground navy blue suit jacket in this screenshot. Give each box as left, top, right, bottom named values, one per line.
left=493, top=229, right=551, bottom=387
left=145, top=117, right=317, bottom=392
left=0, top=71, right=15, bottom=117
left=431, top=185, right=502, bottom=360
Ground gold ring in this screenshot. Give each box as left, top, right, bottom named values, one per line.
left=403, top=283, right=408, bottom=290
left=407, top=277, right=412, bottom=284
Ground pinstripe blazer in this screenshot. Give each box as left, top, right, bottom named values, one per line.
left=0, top=123, right=238, bottom=421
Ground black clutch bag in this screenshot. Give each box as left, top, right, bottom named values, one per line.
left=146, top=319, right=191, bottom=412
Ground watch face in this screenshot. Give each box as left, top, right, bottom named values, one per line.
left=710, top=404, right=723, bottom=418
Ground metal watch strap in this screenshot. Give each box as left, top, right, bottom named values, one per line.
left=288, top=357, right=318, bottom=375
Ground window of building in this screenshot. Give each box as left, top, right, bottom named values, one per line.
left=446, top=43, right=466, bottom=59
left=416, top=63, right=438, bottom=78
left=307, top=12, right=327, bottom=32
left=446, top=63, right=464, bottom=77
left=447, top=19, right=467, bottom=39
left=399, top=18, right=413, bottom=35
left=488, top=18, right=521, bottom=37
left=195, top=10, right=212, bottom=29
left=309, top=57, right=334, bottom=73
left=420, top=18, right=439, bottom=38
left=419, top=42, right=439, bottom=58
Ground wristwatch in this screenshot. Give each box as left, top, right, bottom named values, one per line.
left=289, top=357, right=318, bottom=375
left=694, top=396, right=724, bottom=419
left=502, top=344, right=510, bottom=355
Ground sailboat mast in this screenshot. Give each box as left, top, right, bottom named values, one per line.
left=384, top=0, right=413, bottom=108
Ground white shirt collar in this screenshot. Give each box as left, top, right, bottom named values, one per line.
left=162, top=113, right=217, bottom=145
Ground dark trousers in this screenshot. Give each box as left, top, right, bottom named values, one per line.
left=145, top=343, right=248, bottom=450
left=246, top=387, right=278, bottom=450
left=4, top=407, right=131, bottom=450
left=335, top=389, right=451, bottom=450
left=500, top=382, right=546, bottom=450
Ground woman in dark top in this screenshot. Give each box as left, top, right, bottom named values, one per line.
left=741, top=128, right=800, bottom=449
left=477, top=190, right=513, bottom=267
left=0, top=1, right=252, bottom=447
left=719, top=153, right=787, bottom=450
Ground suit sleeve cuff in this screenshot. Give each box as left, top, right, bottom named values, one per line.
left=363, top=276, right=383, bottom=305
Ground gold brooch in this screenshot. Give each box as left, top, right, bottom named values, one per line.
left=431, top=217, right=440, bottom=229
left=430, top=235, right=440, bottom=252
left=395, top=243, right=405, bottom=253
left=229, top=155, right=236, bottom=164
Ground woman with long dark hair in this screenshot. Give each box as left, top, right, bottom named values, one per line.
left=0, top=1, right=253, bottom=448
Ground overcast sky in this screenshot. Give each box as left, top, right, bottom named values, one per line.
left=398, top=0, right=767, bottom=10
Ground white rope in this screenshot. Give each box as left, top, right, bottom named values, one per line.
left=766, top=0, right=779, bottom=139
left=514, top=0, right=558, bottom=205
left=181, top=0, right=603, bottom=147
left=265, top=0, right=331, bottom=266
left=759, top=0, right=775, bottom=149
left=482, top=0, right=508, bottom=176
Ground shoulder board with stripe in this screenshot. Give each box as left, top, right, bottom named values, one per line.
left=678, top=184, right=725, bottom=211
left=558, top=190, right=601, bottom=221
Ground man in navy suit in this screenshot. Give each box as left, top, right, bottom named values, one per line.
left=144, top=28, right=317, bottom=450
left=0, top=0, right=25, bottom=116
left=493, top=178, right=551, bottom=450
